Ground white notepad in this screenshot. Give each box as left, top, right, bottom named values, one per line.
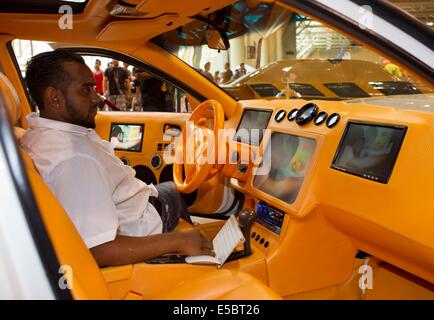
left=185, top=215, right=245, bottom=268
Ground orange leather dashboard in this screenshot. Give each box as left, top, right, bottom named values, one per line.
left=223, top=97, right=434, bottom=291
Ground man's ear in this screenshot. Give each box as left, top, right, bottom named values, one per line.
left=44, top=86, right=65, bottom=110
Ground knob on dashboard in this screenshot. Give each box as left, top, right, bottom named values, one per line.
left=295, top=103, right=318, bottom=125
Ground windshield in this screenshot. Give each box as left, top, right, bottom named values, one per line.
left=153, top=0, right=432, bottom=101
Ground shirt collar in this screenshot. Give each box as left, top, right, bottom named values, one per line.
left=26, top=112, right=94, bottom=135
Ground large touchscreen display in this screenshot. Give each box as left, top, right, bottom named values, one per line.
left=253, top=132, right=316, bottom=204
left=233, top=109, right=272, bottom=146
left=331, top=122, right=406, bottom=183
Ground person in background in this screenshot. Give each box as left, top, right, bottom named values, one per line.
left=214, top=71, right=220, bottom=84
left=92, top=59, right=103, bottom=96
left=200, top=62, right=214, bottom=81
left=123, top=62, right=133, bottom=110
left=238, top=62, right=247, bottom=76
left=103, top=59, right=130, bottom=111
left=221, top=62, right=233, bottom=84
left=232, top=69, right=240, bottom=81
left=134, top=68, right=173, bottom=112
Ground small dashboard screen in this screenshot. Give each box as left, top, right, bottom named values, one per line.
left=253, top=132, right=316, bottom=204
left=110, top=123, right=144, bottom=152
left=331, top=122, right=406, bottom=183
left=233, top=109, right=272, bottom=146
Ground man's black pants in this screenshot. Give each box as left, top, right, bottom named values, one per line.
left=149, top=181, right=193, bottom=233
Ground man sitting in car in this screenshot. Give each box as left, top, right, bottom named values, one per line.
left=21, top=50, right=213, bottom=267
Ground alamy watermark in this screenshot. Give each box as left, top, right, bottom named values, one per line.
left=58, top=265, right=73, bottom=290
left=358, top=258, right=373, bottom=296
left=58, top=5, right=73, bottom=30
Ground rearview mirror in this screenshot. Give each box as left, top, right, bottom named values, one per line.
left=205, top=29, right=230, bottom=51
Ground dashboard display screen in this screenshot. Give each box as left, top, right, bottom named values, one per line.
left=253, top=132, right=316, bottom=204
left=110, top=123, right=144, bottom=152
left=331, top=122, right=406, bottom=183
left=233, top=109, right=272, bottom=146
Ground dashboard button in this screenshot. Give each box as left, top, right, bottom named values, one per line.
left=314, top=111, right=328, bottom=125
left=287, top=108, right=298, bottom=121
left=275, top=109, right=286, bottom=122
left=326, top=113, right=341, bottom=128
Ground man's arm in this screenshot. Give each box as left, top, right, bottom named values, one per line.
left=103, top=76, right=109, bottom=96
left=49, top=155, right=213, bottom=267
left=90, top=229, right=213, bottom=267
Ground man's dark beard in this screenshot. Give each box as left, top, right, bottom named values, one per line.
left=65, top=102, right=96, bottom=129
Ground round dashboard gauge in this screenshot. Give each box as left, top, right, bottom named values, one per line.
left=287, top=108, right=298, bottom=121
left=326, top=113, right=341, bottom=128
left=275, top=109, right=286, bottom=122
left=295, top=103, right=318, bottom=125
left=314, top=111, right=328, bottom=125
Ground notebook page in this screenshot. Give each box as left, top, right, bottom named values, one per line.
left=185, top=215, right=245, bottom=267
left=213, top=215, right=245, bottom=268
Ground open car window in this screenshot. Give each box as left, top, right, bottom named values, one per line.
left=152, top=0, right=432, bottom=101
left=10, top=40, right=192, bottom=113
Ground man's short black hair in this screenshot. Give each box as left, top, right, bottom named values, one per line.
left=25, top=49, right=86, bottom=110
left=95, top=59, right=101, bottom=63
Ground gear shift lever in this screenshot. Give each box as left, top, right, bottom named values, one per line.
left=237, top=208, right=256, bottom=256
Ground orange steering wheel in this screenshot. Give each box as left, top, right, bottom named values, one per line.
left=173, top=100, right=225, bottom=193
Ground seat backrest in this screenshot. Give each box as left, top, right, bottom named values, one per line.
left=0, top=72, right=110, bottom=299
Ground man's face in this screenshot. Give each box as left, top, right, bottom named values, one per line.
left=95, top=60, right=101, bottom=69
left=112, top=59, right=119, bottom=67
left=61, top=62, right=100, bottom=129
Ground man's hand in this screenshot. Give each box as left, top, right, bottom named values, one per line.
left=90, top=229, right=213, bottom=267
left=175, top=229, right=214, bottom=256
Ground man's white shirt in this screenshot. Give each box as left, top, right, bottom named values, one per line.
left=21, top=113, right=163, bottom=248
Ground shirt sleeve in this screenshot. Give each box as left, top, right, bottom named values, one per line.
left=48, top=155, right=119, bottom=248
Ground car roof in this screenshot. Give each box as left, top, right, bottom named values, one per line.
left=0, top=0, right=234, bottom=47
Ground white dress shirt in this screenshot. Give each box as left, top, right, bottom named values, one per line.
left=21, top=113, right=162, bottom=248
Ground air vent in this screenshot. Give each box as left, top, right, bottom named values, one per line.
left=288, top=83, right=324, bottom=97
left=250, top=84, right=280, bottom=97
left=369, top=81, right=421, bottom=95
left=324, top=83, right=370, bottom=98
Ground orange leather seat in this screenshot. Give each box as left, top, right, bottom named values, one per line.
left=158, top=269, right=280, bottom=300
left=0, top=71, right=281, bottom=300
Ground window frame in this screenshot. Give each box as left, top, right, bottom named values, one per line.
left=7, top=43, right=208, bottom=113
